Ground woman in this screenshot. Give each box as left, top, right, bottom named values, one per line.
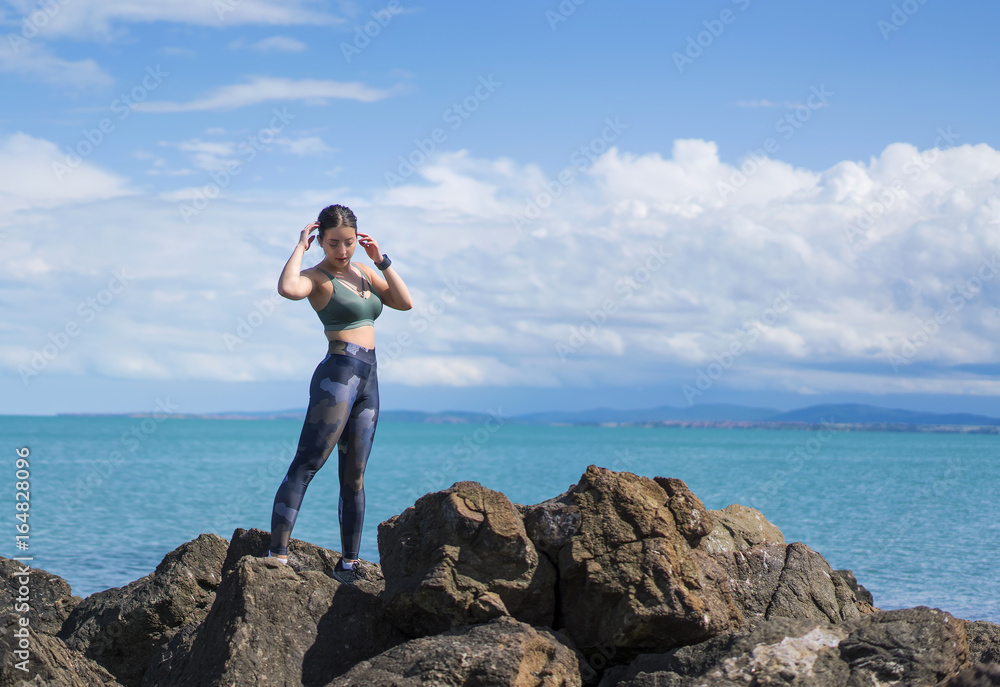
left=267, top=204, right=413, bottom=584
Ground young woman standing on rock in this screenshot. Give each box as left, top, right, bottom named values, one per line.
left=267, top=204, right=413, bottom=584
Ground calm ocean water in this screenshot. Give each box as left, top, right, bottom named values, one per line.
left=2, top=415, right=997, bottom=623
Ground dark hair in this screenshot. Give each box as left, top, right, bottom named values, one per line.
left=317, top=204, right=357, bottom=238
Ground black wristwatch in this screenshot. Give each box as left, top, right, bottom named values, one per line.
left=375, top=253, right=391, bottom=270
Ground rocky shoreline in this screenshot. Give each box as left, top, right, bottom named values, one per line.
left=3, top=465, right=999, bottom=686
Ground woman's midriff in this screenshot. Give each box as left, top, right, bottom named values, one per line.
left=325, top=325, right=375, bottom=349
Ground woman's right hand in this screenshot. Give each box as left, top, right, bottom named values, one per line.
left=298, top=221, right=320, bottom=250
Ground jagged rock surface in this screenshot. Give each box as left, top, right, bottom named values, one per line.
left=55, top=533, right=229, bottom=687
left=6, top=464, right=997, bottom=687
left=378, top=480, right=556, bottom=637
left=605, top=606, right=974, bottom=687
left=523, top=466, right=743, bottom=659
left=0, top=558, right=81, bottom=635
left=0, top=624, right=123, bottom=687
left=699, top=503, right=786, bottom=555
left=327, top=615, right=582, bottom=687
left=222, top=528, right=359, bottom=581
left=966, top=620, right=1000, bottom=665
left=0, top=556, right=120, bottom=686
left=945, top=663, right=1000, bottom=687
left=142, top=554, right=406, bottom=686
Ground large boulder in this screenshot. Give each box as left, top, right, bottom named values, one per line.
left=603, top=606, right=972, bottom=687
left=839, top=606, right=969, bottom=686
left=327, top=615, right=582, bottom=687
left=0, top=622, right=123, bottom=687
left=378, top=481, right=556, bottom=637
left=703, top=505, right=874, bottom=627
left=56, top=533, right=228, bottom=687
left=603, top=616, right=850, bottom=687
left=143, top=554, right=406, bottom=686
left=522, top=466, right=743, bottom=659
left=0, top=557, right=121, bottom=686
left=0, top=557, right=81, bottom=635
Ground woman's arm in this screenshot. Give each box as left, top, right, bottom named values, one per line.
left=368, top=263, right=414, bottom=311
left=277, top=222, right=319, bottom=300
left=356, top=231, right=414, bottom=311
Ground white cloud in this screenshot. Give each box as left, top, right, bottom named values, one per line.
left=0, top=39, right=113, bottom=88
left=275, top=136, right=335, bottom=156
left=136, top=76, right=402, bottom=112
left=3, top=137, right=1000, bottom=399
left=0, top=132, right=132, bottom=215
left=230, top=35, right=308, bottom=52
left=0, top=0, right=341, bottom=39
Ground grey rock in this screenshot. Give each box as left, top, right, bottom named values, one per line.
left=944, top=664, right=1000, bottom=687
left=832, top=568, right=875, bottom=607
left=1, top=613, right=122, bottom=687
left=699, top=504, right=785, bottom=555
left=222, top=528, right=380, bottom=585
left=142, top=554, right=406, bottom=686
left=766, top=542, right=864, bottom=624
left=327, top=615, right=582, bottom=687
left=966, top=620, right=1000, bottom=665
left=839, top=606, right=969, bottom=687
left=0, top=557, right=81, bottom=636
left=605, top=617, right=849, bottom=687
left=713, top=542, right=871, bottom=629
left=56, top=533, right=228, bottom=687
left=378, top=480, right=556, bottom=638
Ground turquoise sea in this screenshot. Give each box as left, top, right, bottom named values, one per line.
left=2, top=415, right=997, bottom=623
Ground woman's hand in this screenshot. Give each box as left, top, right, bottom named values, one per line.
left=357, top=232, right=383, bottom=262
left=298, top=221, right=320, bottom=250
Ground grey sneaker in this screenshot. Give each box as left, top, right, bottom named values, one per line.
left=331, top=559, right=361, bottom=585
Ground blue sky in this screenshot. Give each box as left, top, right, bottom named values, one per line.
left=3, top=0, right=1000, bottom=417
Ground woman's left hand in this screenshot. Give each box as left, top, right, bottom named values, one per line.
left=358, top=232, right=383, bottom=263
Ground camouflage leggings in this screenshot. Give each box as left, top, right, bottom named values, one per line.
left=269, top=340, right=379, bottom=559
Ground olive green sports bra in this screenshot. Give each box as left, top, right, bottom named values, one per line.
left=314, top=266, right=383, bottom=331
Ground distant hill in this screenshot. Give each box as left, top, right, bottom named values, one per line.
left=56, top=402, right=1000, bottom=429
left=512, top=403, right=780, bottom=424
left=765, top=403, right=1000, bottom=426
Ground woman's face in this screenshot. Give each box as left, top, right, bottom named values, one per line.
left=320, top=225, right=357, bottom=268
